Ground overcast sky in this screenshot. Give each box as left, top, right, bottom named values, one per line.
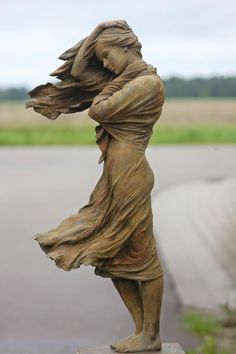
left=1, top=0, right=236, bottom=88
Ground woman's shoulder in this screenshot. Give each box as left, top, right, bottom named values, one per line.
left=129, top=74, right=164, bottom=93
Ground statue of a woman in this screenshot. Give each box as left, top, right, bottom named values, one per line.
left=27, top=20, right=165, bottom=353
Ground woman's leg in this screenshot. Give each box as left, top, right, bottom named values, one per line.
left=112, top=278, right=144, bottom=333
left=114, top=274, right=163, bottom=353
left=141, top=275, right=163, bottom=340
left=110, top=277, right=144, bottom=348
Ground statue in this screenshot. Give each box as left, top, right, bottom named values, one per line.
left=26, top=20, right=165, bottom=353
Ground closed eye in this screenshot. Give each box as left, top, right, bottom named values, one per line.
left=103, top=52, right=109, bottom=59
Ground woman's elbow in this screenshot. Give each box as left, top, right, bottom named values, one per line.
left=70, top=62, right=87, bottom=80
left=88, top=102, right=106, bottom=121
left=70, top=68, right=77, bottom=79
left=88, top=105, right=100, bottom=120
left=88, top=106, right=96, bottom=119
left=70, top=67, right=82, bottom=80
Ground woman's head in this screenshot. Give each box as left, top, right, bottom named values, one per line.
left=95, top=26, right=142, bottom=75
left=95, top=43, right=130, bottom=75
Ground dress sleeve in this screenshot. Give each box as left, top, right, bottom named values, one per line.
left=88, top=76, right=157, bottom=122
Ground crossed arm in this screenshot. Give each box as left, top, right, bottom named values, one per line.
left=89, top=76, right=157, bottom=122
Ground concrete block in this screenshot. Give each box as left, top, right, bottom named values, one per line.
left=77, top=343, right=185, bottom=354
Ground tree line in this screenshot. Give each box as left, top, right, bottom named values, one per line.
left=1, top=77, right=236, bottom=100
left=164, top=77, right=236, bottom=98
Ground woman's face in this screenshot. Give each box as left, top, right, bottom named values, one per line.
left=95, top=42, right=129, bottom=75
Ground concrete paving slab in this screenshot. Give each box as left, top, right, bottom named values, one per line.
left=152, top=178, right=236, bottom=310
left=77, top=343, right=185, bottom=353
left=146, top=145, right=236, bottom=190
left=0, top=340, right=79, bottom=354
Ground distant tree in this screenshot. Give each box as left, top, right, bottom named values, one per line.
left=0, top=87, right=28, bottom=101
left=0, top=77, right=236, bottom=100
left=163, top=76, right=236, bottom=98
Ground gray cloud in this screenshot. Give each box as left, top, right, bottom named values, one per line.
left=1, top=0, right=236, bottom=86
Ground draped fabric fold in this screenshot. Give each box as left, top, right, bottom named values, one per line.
left=92, top=60, right=158, bottom=163
left=31, top=21, right=165, bottom=281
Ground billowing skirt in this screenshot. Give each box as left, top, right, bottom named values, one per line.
left=35, top=138, right=162, bottom=281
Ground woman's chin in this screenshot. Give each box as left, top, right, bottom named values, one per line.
left=113, top=68, right=124, bottom=76
left=110, top=68, right=117, bottom=74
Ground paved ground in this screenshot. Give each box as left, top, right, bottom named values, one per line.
left=148, top=145, right=236, bottom=311
left=1, top=146, right=236, bottom=353
left=153, top=179, right=236, bottom=310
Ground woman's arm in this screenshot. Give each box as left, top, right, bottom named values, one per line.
left=70, top=26, right=101, bottom=80
left=89, top=76, right=157, bottom=121
left=71, top=20, right=129, bottom=81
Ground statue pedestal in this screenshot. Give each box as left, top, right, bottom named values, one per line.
left=76, top=343, right=185, bottom=354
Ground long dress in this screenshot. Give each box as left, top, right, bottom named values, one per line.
left=35, top=73, right=165, bottom=281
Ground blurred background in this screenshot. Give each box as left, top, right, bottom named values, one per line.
left=0, top=1, right=236, bottom=353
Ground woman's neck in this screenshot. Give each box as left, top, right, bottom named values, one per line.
left=127, top=52, right=142, bottom=66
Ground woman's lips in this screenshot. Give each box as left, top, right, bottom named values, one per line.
left=105, top=66, right=117, bottom=74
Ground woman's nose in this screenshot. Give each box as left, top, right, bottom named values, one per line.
left=103, top=59, right=109, bottom=69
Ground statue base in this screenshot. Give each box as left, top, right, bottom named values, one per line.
left=76, top=343, right=185, bottom=354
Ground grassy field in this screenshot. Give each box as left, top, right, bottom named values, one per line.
left=0, top=99, right=235, bottom=144
left=184, top=309, right=236, bottom=354
left=0, top=124, right=236, bottom=145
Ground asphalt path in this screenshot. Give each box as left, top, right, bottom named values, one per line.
left=1, top=146, right=235, bottom=353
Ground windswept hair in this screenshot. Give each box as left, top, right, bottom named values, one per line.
left=96, top=27, right=142, bottom=58
left=26, top=21, right=146, bottom=119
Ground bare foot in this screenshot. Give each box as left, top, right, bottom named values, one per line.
left=113, top=332, right=161, bottom=353
left=110, top=332, right=138, bottom=350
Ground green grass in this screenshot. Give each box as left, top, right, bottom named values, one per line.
left=150, top=124, right=236, bottom=144
left=184, top=312, right=220, bottom=337
left=0, top=124, right=236, bottom=145
left=187, top=336, right=231, bottom=354
left=184, top=312, right=234, bottom=354
left=0, top=126, right=95, bottom=145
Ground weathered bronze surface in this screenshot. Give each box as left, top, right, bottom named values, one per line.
left=27, top=20, right=165, bottom=352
